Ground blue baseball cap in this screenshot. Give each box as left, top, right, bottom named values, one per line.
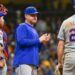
left=73, top=0, right=75, bottom=6
left=0, top=12, right=7, bottom=17
left=24, top=6, right=39, bottom=14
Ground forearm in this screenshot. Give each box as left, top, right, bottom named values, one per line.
left=18, top=38, right=40, bottom=46
left=57, top=40, right=64, bottom=64
left=58, top=49, right=64, bottom=64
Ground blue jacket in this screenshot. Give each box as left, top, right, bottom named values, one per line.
left=13, top=22, right=40, bottom=67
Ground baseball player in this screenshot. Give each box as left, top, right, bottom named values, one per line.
left=0, top=4, right=8, bottom=75
left=13, top=6, right=50, bottom=75
left=57, top=1, right=75, bottom=75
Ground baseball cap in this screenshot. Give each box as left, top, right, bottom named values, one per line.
left=0, top=12, right=7, bottom=17
left=24, top=6, right=39, bottom=14
left=73, top=0, right=75, bottom=7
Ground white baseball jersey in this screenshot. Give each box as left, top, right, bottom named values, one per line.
left=58, top=15, right=75, bottom=53
left=0, top=30, right=4, bottom=48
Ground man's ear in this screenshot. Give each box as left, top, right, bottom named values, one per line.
left=25, top=14, right=28, bottom=19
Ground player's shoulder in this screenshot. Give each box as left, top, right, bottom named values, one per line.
left=19, top=22, right=26, bottom=27
left=62, top=15, right=74, bottom=25
left=64, top=15, right=74, bottom=23
left=17, top=22, right=26, bottom=30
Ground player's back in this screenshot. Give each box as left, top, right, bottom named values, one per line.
left=58, top=15, right=75, bottom=53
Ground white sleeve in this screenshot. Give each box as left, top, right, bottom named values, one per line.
left=57, top=21, right=65, bottom=40
left=0, top=30, right=4, bottom=47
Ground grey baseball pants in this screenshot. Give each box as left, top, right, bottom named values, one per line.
left=15, top=64, right=37, bottom=75
left=63, top=52, right=75, bottom=75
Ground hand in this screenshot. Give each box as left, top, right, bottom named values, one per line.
left=46, top=34, right=51, bottom=42
left=58, top=61, right=63, bottom=69
left=39, top=33, right=51, bottom=44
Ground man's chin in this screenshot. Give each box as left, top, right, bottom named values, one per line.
left=32, top=21, right=37, bottom=24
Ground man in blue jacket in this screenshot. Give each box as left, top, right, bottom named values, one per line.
left=13, top=6, right=50, bottom=75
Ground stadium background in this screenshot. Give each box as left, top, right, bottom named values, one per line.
left=0, top=0, right=73, bottom=75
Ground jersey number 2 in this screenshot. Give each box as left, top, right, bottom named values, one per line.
left=70, top=29, right=75, bottom=42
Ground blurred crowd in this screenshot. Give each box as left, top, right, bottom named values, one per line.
left=1, top=1, right=73, bottom=75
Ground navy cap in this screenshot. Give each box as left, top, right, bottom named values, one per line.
left=24, top=6, right=39, bottom=14
left=73, top=0, right=75, bottom=6
left=0, top=12, right=7, bottom=17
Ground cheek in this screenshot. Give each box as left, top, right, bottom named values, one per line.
left=29, top=17, right=33, bottom=21
left=27, top=16, right=37, bottom=23
left=27, top=16, right=33, bottom=21
left=32, top=17, right=37, bottom=21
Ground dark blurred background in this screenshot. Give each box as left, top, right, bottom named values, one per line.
left=0, top=0, right=73, bottom=75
